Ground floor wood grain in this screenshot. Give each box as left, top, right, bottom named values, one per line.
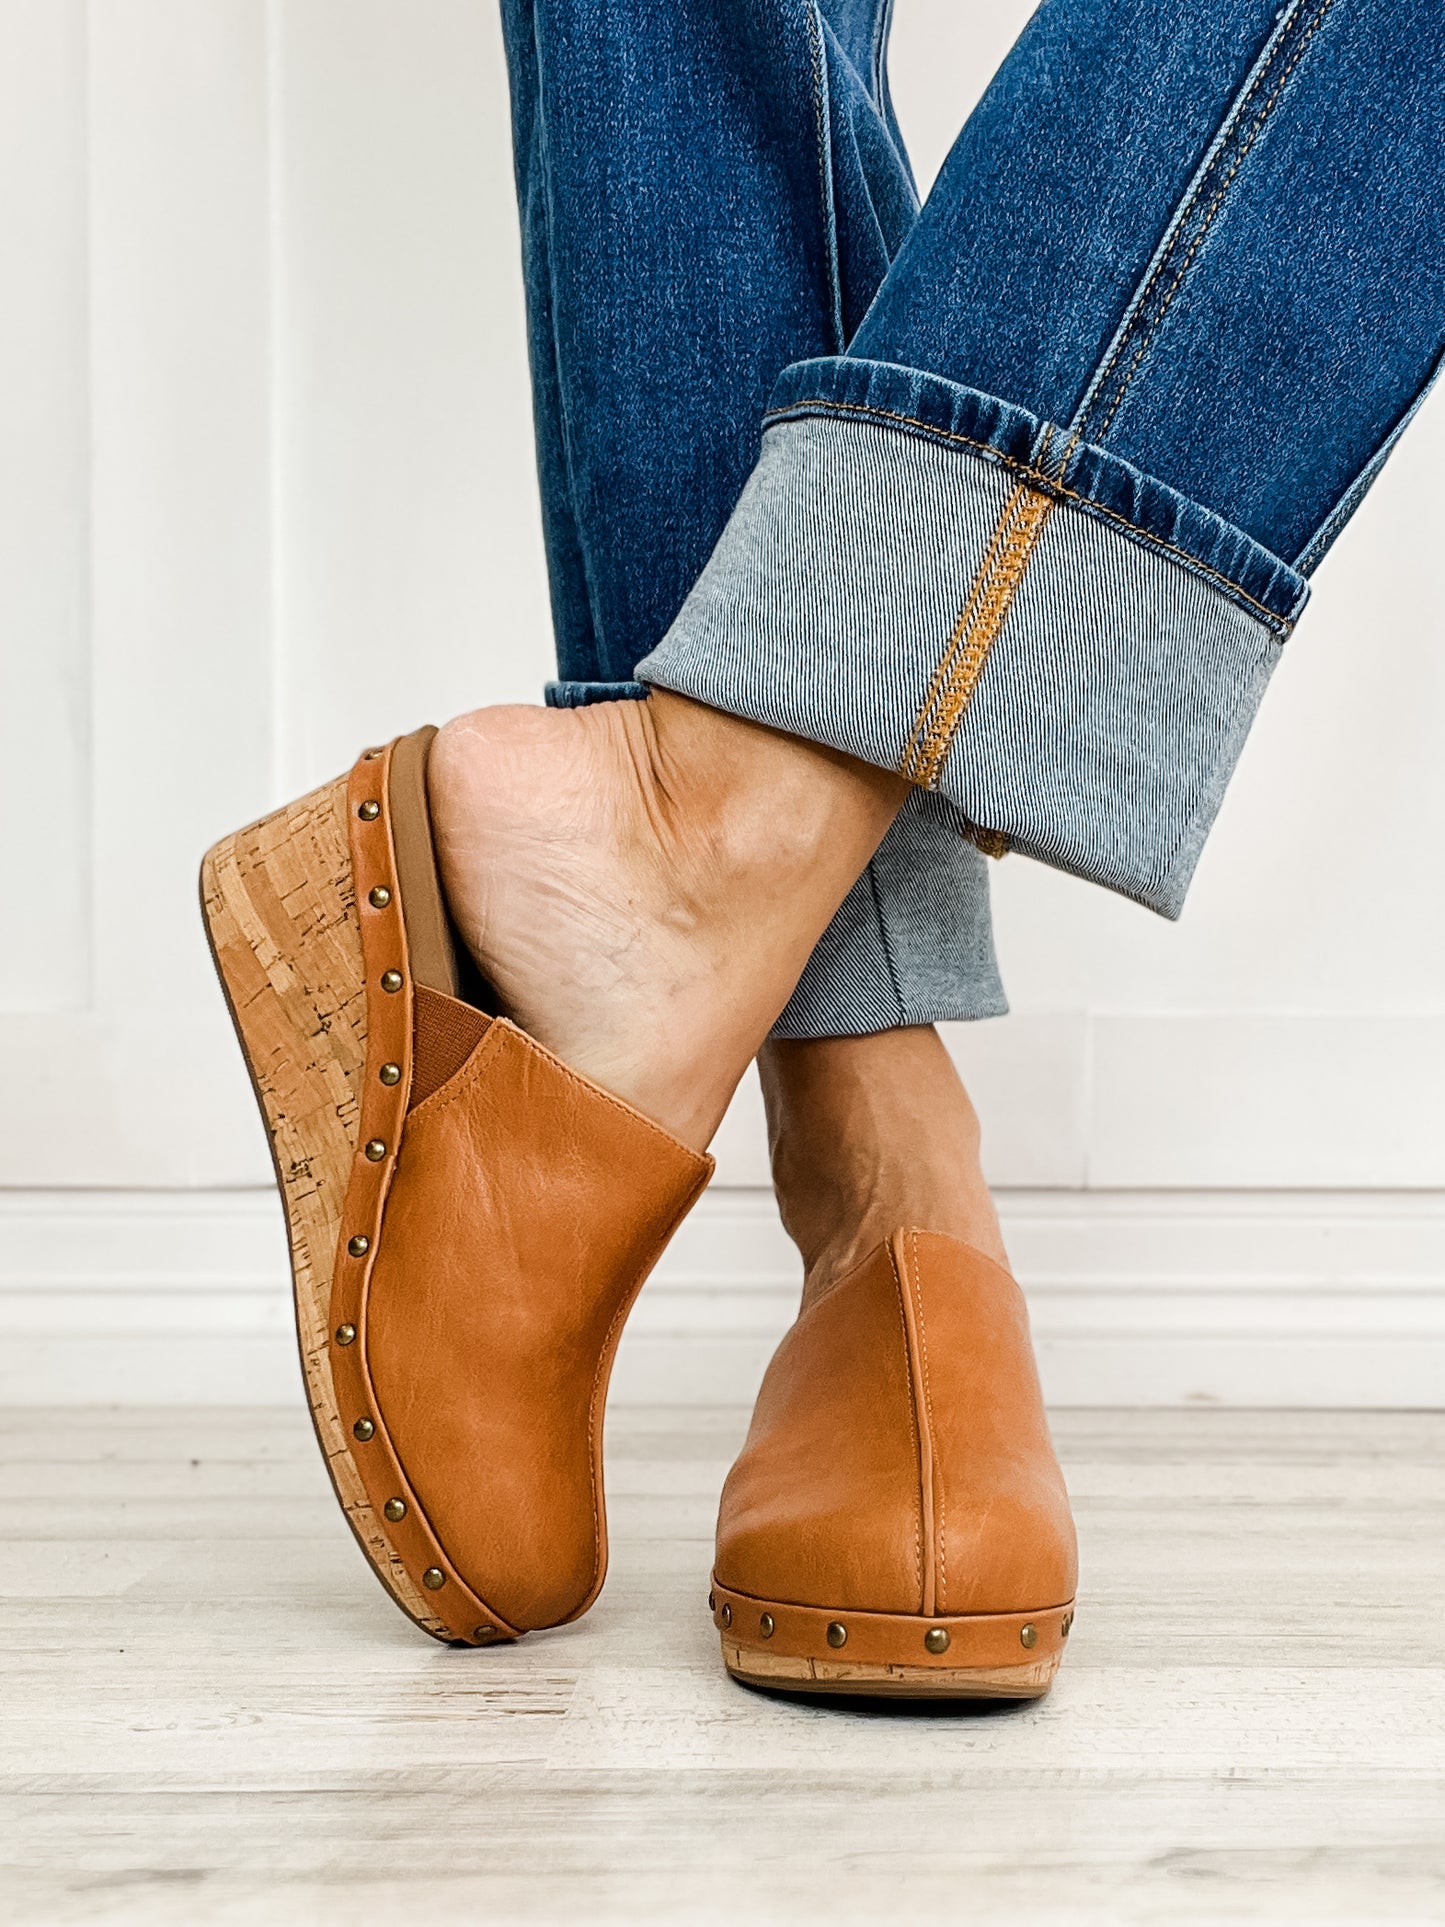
left=2, top=1406, right=1443, bottom=1924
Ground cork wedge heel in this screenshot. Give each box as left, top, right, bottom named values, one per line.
left=200, top=760, right=455, bottom=1640
left=203, top=732, right=713, bottom=1647
left=711, top=1229, right=1077, bottom=1701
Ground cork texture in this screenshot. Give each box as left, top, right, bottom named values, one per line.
left=721, top=1644, right=1061, bottom=1699
left=200, top=774, right=450, bottom=1639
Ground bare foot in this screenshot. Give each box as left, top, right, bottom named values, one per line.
left=427, top=692, right=907, bottom=1151
left=759, top=1025, right=1009, bottom=1300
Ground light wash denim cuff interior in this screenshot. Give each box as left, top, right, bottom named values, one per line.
left=775, top=790, right=1006, bottom=1037
left=636, top=356, right=1310, bottom=917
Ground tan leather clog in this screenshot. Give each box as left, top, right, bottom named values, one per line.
left=201, top=729, right=712, bottom=1644
left=711, top=1229, right=1076, bottom=1697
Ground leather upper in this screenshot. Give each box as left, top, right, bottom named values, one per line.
left=366, top=1009, right=711, bottom=1630
left=330, top=734, right=713, bottom=1639
left=715, top=1229, right=1077, bottom=1616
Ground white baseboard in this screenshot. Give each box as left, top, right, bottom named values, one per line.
left=1, top=1186, right=1442, bottom=1408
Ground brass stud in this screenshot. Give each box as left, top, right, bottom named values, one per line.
left=347, top=1234, right=370, bottom=1258
left=474, top=1625, right=496, bottom=1642
left=759, top=1613, right=775, bottom=1639
left=352, top=1417, right=375, bottom=1442
left=924, top=1627, right=951, bottom=1655
left=383, top=1497, right=406, bottom=1522
left=363, top=748, right=383, bottom=760
left=368, top=885, right=392, bottom=908
left=335, top=1323, right=356, bottom=1346
left=358, top=799, right=381, bottom=820
left=1020, top=1623, right=1038, bottom=1649
left=708, top=1591, right=716, bottom=1613
left=364, top=1139, right=387, bottom=1162
left=825, top=1622, right=847, bottom=1649
left=380, top=969, right=403, bottom=993
left=379, top=1062, right=402, bottom=1086
left=720, top=1603, right=732, bottom=1629
left=422, top=1567, right=445, bottom=1591
left=1061, top=1612, right=1074, bottom=1638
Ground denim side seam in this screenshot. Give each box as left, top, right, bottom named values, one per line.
left=803, top=2, right=846, bottom=354
left=864, top=857, right=907, bottom=1019
left=1070, top=0, right=1342, bottom=447
left=771, top=791, right=1007, bottom=1036
left=870, top=0, right=896, bottom=110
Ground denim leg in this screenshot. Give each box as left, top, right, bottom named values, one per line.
left=639, top=0, right=1445, bottom=916
left=497, top=0, right=1005, bottom=1034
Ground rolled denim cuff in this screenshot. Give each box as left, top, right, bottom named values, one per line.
left=636, top=356, right=1310, bottom=917
left=775, top=790, right=1005, bottom=1038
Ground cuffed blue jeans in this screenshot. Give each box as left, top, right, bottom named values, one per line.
left=501, top=0, right=1445, bottom=1037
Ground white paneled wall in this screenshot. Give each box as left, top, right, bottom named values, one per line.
left=1, top=2, right=1442, bottom=1403
left=1, top=4, right=90, bottom=1019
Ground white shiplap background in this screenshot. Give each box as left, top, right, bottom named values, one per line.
left=3, top=0, right=1443, bottom=1405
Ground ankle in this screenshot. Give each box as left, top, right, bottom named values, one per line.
left=637, top=691, right=907, bottom=908
left=425, top=696, right=908, bottom=1152
left=760, top=1028, right=1009, bottom=1287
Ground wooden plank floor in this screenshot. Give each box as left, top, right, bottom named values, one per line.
left=2, top=1406, right=1443, bottom=1925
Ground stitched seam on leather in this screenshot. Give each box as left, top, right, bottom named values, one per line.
left=341, top=741, right=519, bottom=1642
left=760, top=397, right=1299, bottom=630
left=367, top=746, right=518, bottom=1639
left=886, top=1238, right=927, bottom=1613
left=345, top=747, right=427, bottom=1603
left=908, top=1230, right=946, bottom=1615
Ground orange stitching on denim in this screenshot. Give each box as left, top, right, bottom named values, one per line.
left=968, top=825, right=1011, bottom=860
left=1088, top=0, right=1338, bottom=443
left=903, top=483, right=1051, bottom=786
left=901, top=480, right=1054, bottom=789
left=901, top=482, right=1026, bottom=781
left=762, top=395, right=1296, bottom=629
